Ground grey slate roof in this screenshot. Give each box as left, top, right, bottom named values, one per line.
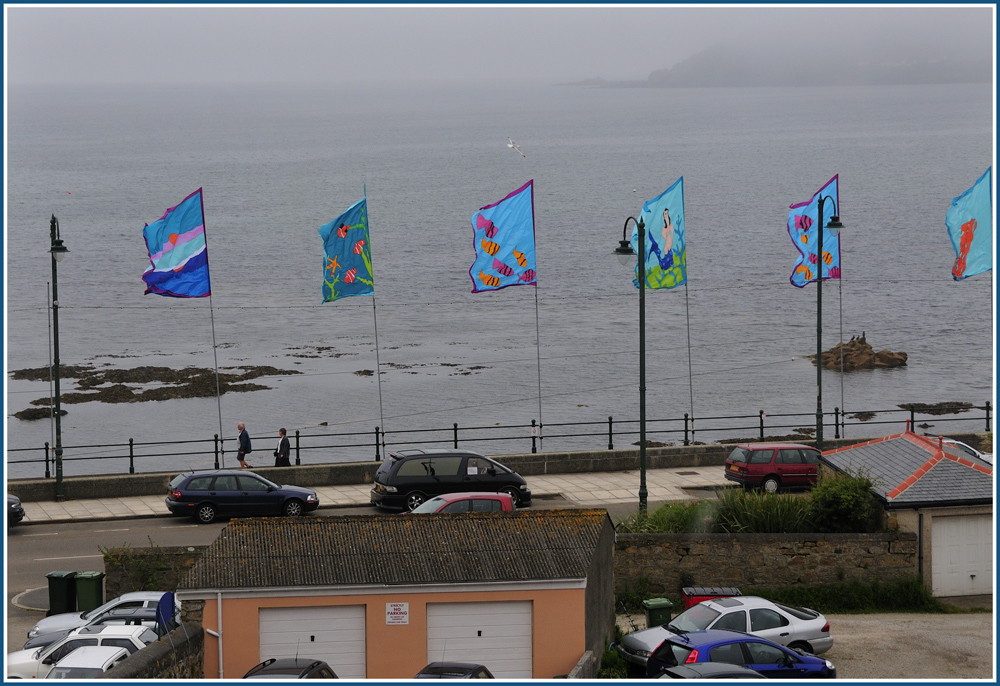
left=821, top=433, right=993, bottom=508
left=178, top=509, right=611, bottom=591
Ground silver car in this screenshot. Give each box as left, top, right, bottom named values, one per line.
left=27, top=591, right=171, bottom=639
left=616, top=596, right=833, bottom=669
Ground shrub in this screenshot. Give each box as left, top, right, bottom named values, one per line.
left=753, top=576, right=943, bottom=613
left=615, top=576, right=653, bottom=614
left=711, top=487, right=813, bottom=533
left=809, top=471, right=884, bottom=533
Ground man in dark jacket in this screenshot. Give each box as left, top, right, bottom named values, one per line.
left=237, top=422, right=252, bottom=469
left=274, top=428, right=291, bottom=467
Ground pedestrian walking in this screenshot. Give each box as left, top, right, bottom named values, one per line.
left=237, top=422, right=252, bottom=469
left=274, top=428, right=291, bottom=467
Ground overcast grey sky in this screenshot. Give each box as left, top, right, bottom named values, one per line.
left=4, top=5, right=994, bottom=86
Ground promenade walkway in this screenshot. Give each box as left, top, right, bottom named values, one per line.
left=17, top=465, right=731, bottom=524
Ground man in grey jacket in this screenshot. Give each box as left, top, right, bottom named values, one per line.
left=237, top=422, right=252, bottom=469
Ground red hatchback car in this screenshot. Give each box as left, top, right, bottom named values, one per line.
left=408, top=491, right=515, bottom=514
left=724, top=443, right=821, bottom=493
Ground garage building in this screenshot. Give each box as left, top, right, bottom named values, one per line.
left=176, top=509, right=615, bottom=678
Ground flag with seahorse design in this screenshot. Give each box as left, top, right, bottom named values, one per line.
left=469, top=180, right=536, bottom=292
left=320, top=198, right=374, bottom=302
left=947, top=167, right=992, bottom=281
left=788, top=175, right=841, bottom=288
left=631, top=176, right=687, bottom=289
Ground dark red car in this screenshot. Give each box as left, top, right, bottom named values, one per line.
left=724, top=443, right=821, bottom=493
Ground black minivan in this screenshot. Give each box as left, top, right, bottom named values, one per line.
left=370, top=449, right=532, bottom=511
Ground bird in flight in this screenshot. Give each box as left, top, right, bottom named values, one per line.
left=507, top=137, right=525, bottom=157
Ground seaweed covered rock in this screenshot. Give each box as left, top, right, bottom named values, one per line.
left=809, top=336, right=907, bottom=371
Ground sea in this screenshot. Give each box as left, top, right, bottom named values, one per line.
left=4, top=81, right=995, bottom=480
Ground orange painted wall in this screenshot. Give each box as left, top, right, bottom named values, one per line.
left=202, top=588, right=586, bottom=679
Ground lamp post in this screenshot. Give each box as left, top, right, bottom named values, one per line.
left=49, top=215, right=69, bottom=501
left=614, top=216, right=648, bottom=514
left=813, top=199, right=842, bottom=450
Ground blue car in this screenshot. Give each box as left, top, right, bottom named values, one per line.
left=645, top=629, right=836, bottom=679
left=166, top=469, right=319, bottom=523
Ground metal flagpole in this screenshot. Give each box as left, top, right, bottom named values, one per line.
left=839, top=277, right=845, bottom=437
left=533, top=285, right=544, bottom=449
left=47, top=283, right=55, bottom=470
left=683, top=282, right=695, bottom=440
left=199, top=189, right=226, bottom=467
left=366, top=184, right=387, bottom=449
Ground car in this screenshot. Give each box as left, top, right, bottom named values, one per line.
left=645, top=629, right=836, bottom=679
left=656, top=662, right=766, bottom=679
left=8, top=493, right=25, bottom=526
left=370, top=449, right=532, bottom=511
left=23, top=606, right=175, bottom=651
left=942, top=438, right=993, bottom=465
left=243, top=657, right=339, bottom=679
left=28, top=591, right=173, bottom=639
left=724, top=443, right=821, bottom=492
left=165, top=469, right=319, bottom=523
left=7, top=624, right=158, bottom=678
left=414, top=662, right=495, bottom=678
left=44, top=645, right=131, bottom=679
left=615, top=596, right=832, bottom=671
left=409, top=491, right=515, bottom=513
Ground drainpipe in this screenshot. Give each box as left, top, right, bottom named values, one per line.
left=917, top=513, right=924, bottom=581
left=203, top=592, right=224, bottom=678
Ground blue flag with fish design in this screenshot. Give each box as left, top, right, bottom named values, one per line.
left=946, top=167, right=992, bottom=280
left=320, top=198, right=374, bottom=302
left=142, top=188, right=212, bottom=298
left=787, top=175, right=841, bottom=288
left=631, top=177, right=686, bottom=289
left=469, top=180, right=536, bottom=292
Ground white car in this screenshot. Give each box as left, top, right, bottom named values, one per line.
left=27, top=591, right=169, bottom=639
left=615, top=596, right=832, bottom=670
left=943, top=439, right=993, bottom=466
left=7, top=624, right=157, bottom=679
left=45, top=645, right=130, bottom=679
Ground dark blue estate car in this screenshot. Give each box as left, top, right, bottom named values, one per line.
left=166, top=469, right=319, bottom=523
left=645, top=629, right=836, bottom=679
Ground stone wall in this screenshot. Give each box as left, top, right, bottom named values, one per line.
left=614, top=532, right=918, bottom=596
left=97, top=622, right=203, bottom=679
left=103, top=545, right=208, bottom=598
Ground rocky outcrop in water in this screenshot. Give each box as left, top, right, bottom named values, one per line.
left=809, top=336, right=907, bottom=371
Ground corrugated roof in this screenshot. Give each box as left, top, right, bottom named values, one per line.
left=821, top=432, right=993, bottom=506
left=179, top=509, right=610, bottom=590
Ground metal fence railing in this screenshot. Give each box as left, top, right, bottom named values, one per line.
left=6, top=401, right=991, bottom=479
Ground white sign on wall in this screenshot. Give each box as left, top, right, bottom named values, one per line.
left=386, top=602, right=409, bottom=625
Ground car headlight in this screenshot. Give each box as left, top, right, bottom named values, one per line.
left=306, top=495, right=317, bottom=503
left=28, top=628, right=39, bottom=638
left=519, top=485, right=528, bottom=490
left=383, top=484, right=397, bottom=493
left=635, top=649, right=650, bottom=658
left=825, top=660, right=834, bottom=670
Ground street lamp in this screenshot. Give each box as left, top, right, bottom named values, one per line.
left=49, top=215, right=69, bottom=501
left=814, top=199, right=842, bottom=449
left=614, top=216, right=648, bottom=514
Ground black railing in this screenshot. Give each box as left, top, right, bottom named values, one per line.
left=7, top=401, right=991, bottom=479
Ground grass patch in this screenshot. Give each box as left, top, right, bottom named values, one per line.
left=752, top=576, right=945, bottom=613
left=596, top=626, right=628, bottom=679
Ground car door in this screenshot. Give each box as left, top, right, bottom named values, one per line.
left=463, top=456, right=498, bottom=491
left=741, top=641, right=809, bottom=678
left=238, top=474, right=280, bottom=516
left=39, top=638, right=99, bottom=676
left=426, top=455, right=464, bottom=497
left=775, top=450, right=809, bottom=487
left=706, top=641, right=748, bottom=667
left=799, top=448, right=821, bottom=484
left=209, top=474, right=242, bottom=516
left=710, top=609, right=748, bottom=633
left=749, top=608, right=793, bottom=645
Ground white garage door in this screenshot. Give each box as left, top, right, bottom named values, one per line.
left=427, top=601, right=532, bottom=679
left=932, top=514, right=993, bottom=596
left=259, top=605, right=366, bottom=678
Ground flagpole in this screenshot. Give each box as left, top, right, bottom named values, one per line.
left=683, top=282, right=695, bottom=440
left=199, top=189, right=225, bottom=467
left=838, top=277, right=845, bottom=437
left=533, top=285, right=544, bottom=449
left=366, top=184, right=387, bottom=449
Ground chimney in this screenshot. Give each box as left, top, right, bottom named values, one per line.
left=938, top=435, right=944, bottom=451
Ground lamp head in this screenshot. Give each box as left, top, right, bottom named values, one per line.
left=826, top=215, right=843, bottom=236
left=51, top=238, right=69, bottom=262
left=615, top=239, right=635, bottom=266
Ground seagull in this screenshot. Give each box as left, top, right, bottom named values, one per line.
left=507, top=137, right=525, bottom=158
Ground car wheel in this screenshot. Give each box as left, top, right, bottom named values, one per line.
left=405, top=492, right=426, bottom=511
left=788, top=641, right=812, bottom=653
left=196, top=503, right=217, bottom=524
left=500, top=487, right=520, bottom=508
left=283, top=499, right=304, bottom=517
left=762, top=476, right=780, bottom=494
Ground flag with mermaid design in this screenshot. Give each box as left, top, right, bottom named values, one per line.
left=947, top=167, right=992, bottom=281
left=142, top=188, right=212, bottom=298
left=631, top=176, right=686, bottom=289
left=787, top=175, right=841, bottom=288
left=469, top=180, right=536, bottom=292
left=320, top=198, right=374, bottom=302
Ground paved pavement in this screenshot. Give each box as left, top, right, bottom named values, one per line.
left=17, top=465, right=731, bottom=524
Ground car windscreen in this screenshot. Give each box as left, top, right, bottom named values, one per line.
left=411, top=497, right=448, bottom=513
left=727, top=448, right=750, bottom=463
left=168, top=474, right=187, bottom=488
left=48, top=667, right=105, bottom=679
left=651, top=641, right=695, bottom=667
left=486, top=458, right=512, bottom=474
left=668, top=604, right=721, bottom=632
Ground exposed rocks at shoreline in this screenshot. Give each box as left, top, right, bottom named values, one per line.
left=809, top=336, right=907, bottom=371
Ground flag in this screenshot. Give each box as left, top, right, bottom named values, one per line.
left=142, top=188, right=211, bottom=298
left=319, top=198, right=374, bottom=302
left=469, top=180, right=536, bottom=292
left=787, top=175, right=841, bottom=288
left=631, top=176, right=686, bottom=289
left=947, top=167, right=992, bottom=280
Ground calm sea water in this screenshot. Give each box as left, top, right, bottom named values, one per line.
left=4, top=82, right=994, bottom=479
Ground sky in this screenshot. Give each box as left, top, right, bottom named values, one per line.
left=4, top=4, right=994, bottom=87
